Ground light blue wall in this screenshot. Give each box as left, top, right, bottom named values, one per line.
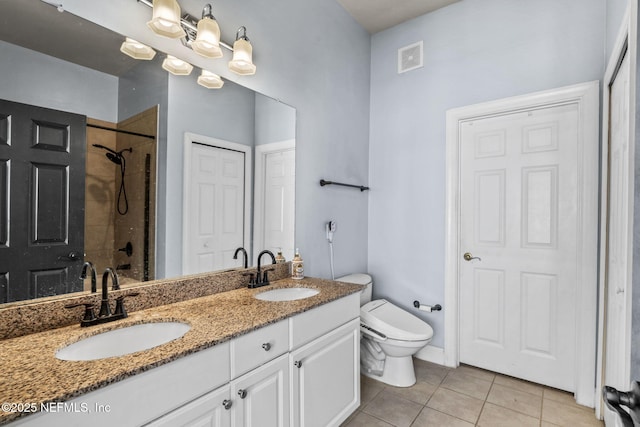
left=255, top=95, right=296, bottom=146
left=368, top=0, right=606, bottom=348
left=63, top=0, right=371, bottom=279
left=607, top=0, right=629, bottom=60
left=0, top=40, right=118, bottom=121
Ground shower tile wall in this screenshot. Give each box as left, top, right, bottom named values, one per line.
left=85, top=118, right=118, bottom=288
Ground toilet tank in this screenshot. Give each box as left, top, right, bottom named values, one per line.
left=336, top=273, right=372, bottom=306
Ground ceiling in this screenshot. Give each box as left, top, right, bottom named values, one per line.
left=335, top=0, right=460, bottom=34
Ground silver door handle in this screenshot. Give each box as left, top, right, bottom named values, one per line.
left=463, top=252, right=481, bottom=262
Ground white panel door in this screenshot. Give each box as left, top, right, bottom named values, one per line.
left=459, top=103, right=579, bottom=391
left=185, top=143, right=245, bottom=274
left=254, top=141, right=295, bottom=260
left=603, top=48, right=632, bottom=427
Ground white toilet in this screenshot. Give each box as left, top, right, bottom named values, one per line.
left=337, top=273, right=433, bottom=387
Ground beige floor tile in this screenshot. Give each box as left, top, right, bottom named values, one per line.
left=477, top=402, right=540, bottom=427
left=441, top=370, right=493, bottom=400
left=342, top=411, right=394, bottom=427
left=541, top=422, right=561, bottom=427
left=414, top=359, right=451, bottom=385
left=361, top=375, right=385, bottom=405
left=456, top=364, right=497, bottom=383
left=386, top=380, right=438, bottom=405
left=486, top=383, right=542, bottom=418
left=542, top=398, right=603, bottom=426
left=411, top=408, right=475, bottom=427
left=363, top=389, right=423, bottom=427
left=426, top=387, right=484, bottom=424
left=494, top=374, right=544, bottom=397
left=543, top=387, right=580, bottom=407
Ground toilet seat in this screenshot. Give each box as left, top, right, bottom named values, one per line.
left=361, top=299, right=433, bottom=342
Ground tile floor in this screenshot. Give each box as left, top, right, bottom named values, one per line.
left=341, top=359, right=604, bottom=427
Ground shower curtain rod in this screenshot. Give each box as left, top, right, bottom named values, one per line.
left=87, top=123, right=155, bottom=140
left=319, top=179, right=370, bottom=192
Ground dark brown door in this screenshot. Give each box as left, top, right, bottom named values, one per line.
left=0, top=99, right=86, bottom=303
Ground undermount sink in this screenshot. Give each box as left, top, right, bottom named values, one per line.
left=56, top=321, right=191, bottom=361
left=255, top=287, right=319, bottom=302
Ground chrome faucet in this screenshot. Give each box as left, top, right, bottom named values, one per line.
left=233, top=247, right=249, bottom=268
left=80, top=261, right=97, bottom=293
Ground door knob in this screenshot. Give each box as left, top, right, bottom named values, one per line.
left=222, top=399, right=232, bottom=410
left=59, top=251, right=80, bottom=261
left=463, top=252, right=481, bottom=262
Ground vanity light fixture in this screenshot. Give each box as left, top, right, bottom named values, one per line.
left=137, top=0, right=258, bottom=77
left=120, top=37, right=156, bottom=60
left=147, top=0, right=186, bottom=39
left=197, top=70, right=224, bottom=89
left=162, top=55, right=193, bottom=75
left=228, top=26, right=256, bottom=76
left=191, top=4, right=223, bottom=58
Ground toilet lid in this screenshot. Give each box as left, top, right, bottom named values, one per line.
left=336, top=273, right=372, bottom=286
left=360, top=299, right=433, bottom=341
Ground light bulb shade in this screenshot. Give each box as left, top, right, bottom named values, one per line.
left=162, top=55, right=193, bottom=75
left=147, top=0, right=186, bottom=39
left=120, top=38, right=156, bottom=60
left=192, top=17, right=223, bottom=58
left=228, top=38, right=256, bottom=75
left=197, top=70, right=224, bottom=89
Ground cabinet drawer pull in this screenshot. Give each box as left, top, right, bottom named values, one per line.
left=222, top=399, right=232, bottom=410
left=294, top=360, right=302, bottom=368
left=262, top=342, right=271, bottom=351
left=238, top=389, right=247, bottom=399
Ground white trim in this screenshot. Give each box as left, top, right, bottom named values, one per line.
left=414, top=345, right=445, bottom=366
left=253, top=139, right=295, bottom=260
left=596, top=0, right=637, bottom=420
left=182, top=132, right=252, bottom=273
left=444, top=81, right=600, bottom=404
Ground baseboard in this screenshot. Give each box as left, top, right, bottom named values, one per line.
left=414, top=345, right=445, bottom=365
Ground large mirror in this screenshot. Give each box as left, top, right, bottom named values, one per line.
left=0, top=0, right=296, bottom=304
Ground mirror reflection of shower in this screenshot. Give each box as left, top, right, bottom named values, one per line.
left=92, top=144, right=132, bottom=215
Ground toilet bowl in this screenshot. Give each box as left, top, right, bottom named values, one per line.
left=337, top=274, right=433, bottom=387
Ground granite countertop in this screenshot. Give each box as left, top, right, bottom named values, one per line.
left=0, top=277, right=362, bottom=425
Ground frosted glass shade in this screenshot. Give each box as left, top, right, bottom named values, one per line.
left=120, top=38, right=156, bottom=60
left=162, top=55, right=193, bottom=75
left=147, top=0, right=186, bottom=39
left=197, top=70, right=224, bottom=89
left=228, top=38, right=256, bottom=75
left=192, top=17, right=223, bottom=58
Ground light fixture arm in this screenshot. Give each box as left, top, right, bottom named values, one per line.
left=137, top=0, right=234, bottom=51
left=235, top=26, right=249, bottom=42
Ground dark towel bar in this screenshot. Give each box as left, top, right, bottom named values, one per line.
left=320, top=179, right=369, bottom=192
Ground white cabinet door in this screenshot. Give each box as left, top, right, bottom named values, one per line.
left=230, top=353, right=290, bottom=427
left=290, top=318, right=360, bottom=427
left=145, top=385, right=231, bottom=427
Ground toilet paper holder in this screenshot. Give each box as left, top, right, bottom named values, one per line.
left=413, top=300, right=442, bottom=312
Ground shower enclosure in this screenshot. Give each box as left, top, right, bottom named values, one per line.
left=84, top=106, right=157, bottom=286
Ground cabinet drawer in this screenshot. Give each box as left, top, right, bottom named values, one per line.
left=290, top=293, right=359, bottom=350
left=230, top=319, right=289, bottom=378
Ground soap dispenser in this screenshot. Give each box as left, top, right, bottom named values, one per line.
left=275, top=249, right=286, bottom=264
left=292, top=248, right=304, bottom=280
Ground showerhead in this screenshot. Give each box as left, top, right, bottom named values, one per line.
left=106, top=152, right=122, bottom=165
left=92, top=144, right=132, bottom=164
left=92, top=144, right=118, bottom=155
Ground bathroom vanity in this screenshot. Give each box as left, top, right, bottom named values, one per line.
left=1, top=277, right=361, bottom=427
